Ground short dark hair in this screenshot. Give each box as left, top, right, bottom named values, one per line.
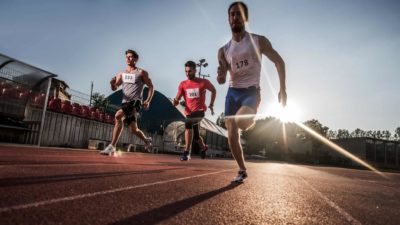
left=125, top=49, right=139, bottom=59
left=185, top=61, right=197, bottom=69
left=228, top=1, right=248, bottom=21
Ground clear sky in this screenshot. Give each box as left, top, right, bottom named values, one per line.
left=1, top=0, right=399, bottom=132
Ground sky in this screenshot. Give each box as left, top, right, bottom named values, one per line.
left=1, top=0, right=399, bottom=133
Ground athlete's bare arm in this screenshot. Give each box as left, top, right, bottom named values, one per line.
left=141, top=70, right=154, bottom=110
left=110, top=72, right=123, bottom=91
left=207, top=82, right=217, bottom=115
left=259, top=36, right=287, bottom=106
left=217, top=47, right=229, bottom=84
left=173, top=84, right=183, bottom=106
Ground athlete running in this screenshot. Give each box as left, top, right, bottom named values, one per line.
left=217, top=2, right=287, bottom=182
left=173, top=60, right=216, bottom=161
left=100, top=49, right=155, bottom=156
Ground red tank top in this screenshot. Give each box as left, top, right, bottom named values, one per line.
left=177, top=78, right=213, bottom=115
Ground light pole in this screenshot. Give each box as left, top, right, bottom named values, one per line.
left=197, top=59, right=210, bottom=79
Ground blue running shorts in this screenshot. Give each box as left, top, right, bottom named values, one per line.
left=225, top=86, right=261, bottom=116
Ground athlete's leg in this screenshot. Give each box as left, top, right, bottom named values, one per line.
left=111, top=109, right=125, bottom=146
left=225, top=118, right=246, bottom=170
left=129, top=121, right=150, bottom=144
left=184, top=128, right=193, bottom=151
left=235, top=106, right=256, bottom=131
left=193, top=123, right=205, bottom=149
left=101, top=109, right=124, bottom=155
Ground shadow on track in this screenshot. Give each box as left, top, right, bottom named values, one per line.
left=0, top=168, right=184, bottom=188
left=110, top=183, right=240, bottom=225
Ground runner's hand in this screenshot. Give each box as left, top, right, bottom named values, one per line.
left=110, top=77, right=117, bottom=91
left=143, top=100, right=150, bottom=110
left=209, top=105, right=214, bottom=115
left=217, top=66, right=226, bottom=84
left=278, top=90, right=287, bottom=107
left=172, top=98, right=179, bottom=106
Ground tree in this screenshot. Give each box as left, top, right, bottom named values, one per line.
left=395, top=127, right=400, bottom=141
left=366, top=130, right=373, bottom=138
left=303, top=119, right=329, bottom=163
left=216, top=112, right=226, bottom=129
left=350, top=128, right=364, bottom=138
left=337, top=129, right=350, bottom=139
left=327, top=130, right=337, bottom=139
left=91, top=92, right=110, bottom=111
left=303, top=119, right=329, bottom=137
left=382, top=130, right=391, bottom=140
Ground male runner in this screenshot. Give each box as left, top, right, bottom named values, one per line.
left=217, top=2, right=287, bottom=182
left=100, top=49, right=155, bottom=156
left=173, top=60, right=216, bottom=161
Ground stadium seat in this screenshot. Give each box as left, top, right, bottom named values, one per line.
left=18, top=90, right=29, bottom=101
left=81, top=106, right=91, bottom=118
left=105, top=114, right=115, bottom=124
left=0, top=81, right=12, bottom=90
left=98, top=112, right=105, bottom=122
left=48, top=98, right=62, bottom=112
left=1, top=87, right=18, bottom=99
left=71, top=103, right=82, bottom=116
left=32, top=93, right=46, bottom=107
left=90, top=108, right=100, bottom=120
left=61, top=100, right=72, bottom=114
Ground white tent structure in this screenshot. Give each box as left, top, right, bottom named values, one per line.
left=162, top=101, right=230, bottom=157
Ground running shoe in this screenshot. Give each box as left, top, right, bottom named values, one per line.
left=232, top=170, right=247, bottom=183
left=200, top=145, right=208, bottom=159
left=180, top=151, right=190, bottom=161
left=145, top=137, right=152, bottom=152
left=100, top=144, right=116, bottom=156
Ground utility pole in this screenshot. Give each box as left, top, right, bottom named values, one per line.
left=89, top=81, right=93, bottom=107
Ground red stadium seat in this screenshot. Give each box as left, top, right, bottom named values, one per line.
left=71, top=103, right=82, bottom=116
left=1, top=87, right=20, bottom=99
left=81, top=106, right=91, bottom=118
left=90, top=108, right=100, bottom=120
left=15, top=85, right=28, bottom=94
left=0, top=81, right=12, bottom=90
left=105, top=114, right=115, bottom=124
left=48, top=98, right=61, bottom=112
left=31, top=93, right=46, bottom=107
left=61, top=100, right=72, bottom=114
left=18, top=90, right=29, bottom=101
left=98, top=112, right=105, bottom=122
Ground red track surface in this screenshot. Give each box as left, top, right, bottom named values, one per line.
left=1, top=144, right=400, bottom=225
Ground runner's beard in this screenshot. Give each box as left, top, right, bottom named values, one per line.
left=231, top=24, right=244, bottom=33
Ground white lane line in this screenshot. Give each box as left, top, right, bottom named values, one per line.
left=298, top=176, right=362, bottom=225
left=0, top=169, right=231, bottom=213
left=0, top=163, right=130, bottom=167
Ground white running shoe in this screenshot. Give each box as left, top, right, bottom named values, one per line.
left=232, top=170, right=248, bottom=183
left=100, top=144, right=116, bottom=156
left=144, top=137, right=152, bottom=152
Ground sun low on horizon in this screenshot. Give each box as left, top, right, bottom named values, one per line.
left=257, top=101, right=302, bottom=123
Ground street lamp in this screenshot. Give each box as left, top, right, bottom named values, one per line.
left=197, top=59, right=210, bottom=79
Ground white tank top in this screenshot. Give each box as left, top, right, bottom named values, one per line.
left=223, top=32, right=262, bottom=88
left=121, top=68, right=145, bottom=103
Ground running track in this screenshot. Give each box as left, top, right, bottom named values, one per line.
left=1, top=145, right=399, bottom=225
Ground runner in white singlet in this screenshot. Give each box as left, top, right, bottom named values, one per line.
left=217, top=2, right=287, bottom=183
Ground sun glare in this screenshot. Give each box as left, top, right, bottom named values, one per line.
left=267, top=102, right=301, bottom=123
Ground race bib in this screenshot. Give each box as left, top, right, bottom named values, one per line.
left=122, top=73, right=137, bottom=84
left=231, top=54, right=254, bottom=75
left=186, top=88, right=200, bottom=99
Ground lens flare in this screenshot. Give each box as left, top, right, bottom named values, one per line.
left=267, top=102, right=301, bottom=123
left=295, top=122, right=387, bottom=178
